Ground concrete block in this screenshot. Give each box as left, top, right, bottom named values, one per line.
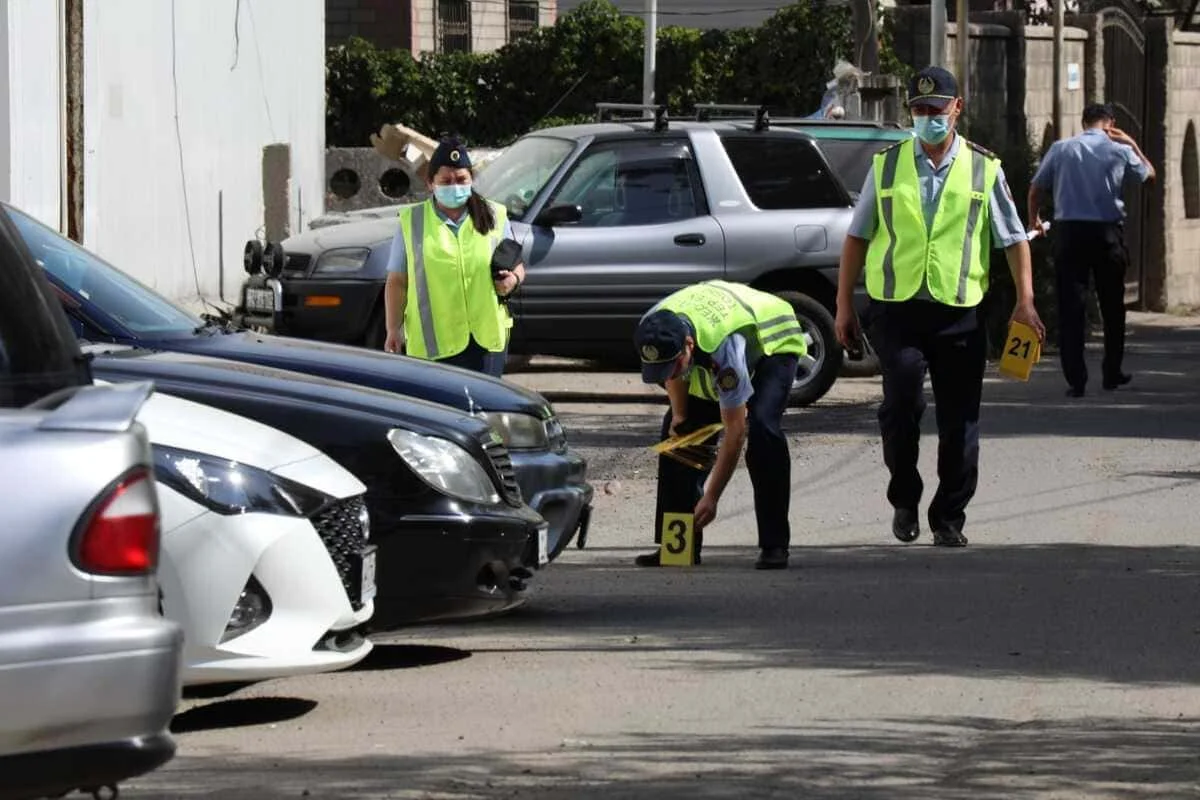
left=263, top=143, right=292, bottom=243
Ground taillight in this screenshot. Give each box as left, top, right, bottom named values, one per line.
left=75, top=467, right=161, bottom=575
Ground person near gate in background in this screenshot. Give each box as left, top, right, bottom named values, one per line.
left=633, top=280, right=805, bottom=570
left=382, top=136, right=525, bottom=377
left=834, top=65, right=1045, bottom=548
left=1028, top=102, right=1156, bottom=397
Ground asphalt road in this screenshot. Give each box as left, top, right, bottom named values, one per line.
left=126, top=313, right=1200, bottom=799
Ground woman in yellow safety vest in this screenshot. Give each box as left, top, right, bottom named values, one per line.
left=382, top=136, right=524, bottom=377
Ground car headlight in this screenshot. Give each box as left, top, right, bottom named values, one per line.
left=152, top=445, right=331, bottom=516
left=483, top=411, right=549, bottom=450
left=387, top=429, right=500, bottom=505
left=314, top=247, right=370, bottom=274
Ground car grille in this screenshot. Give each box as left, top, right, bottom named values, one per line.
left=312, top=497, right=368, bottom=611
left=480, top=433, right=523, bottom=506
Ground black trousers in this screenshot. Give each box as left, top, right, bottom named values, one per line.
left=651, top=353, right=798, bottom=552
left=435, top=335, right=507, bottom=378
left=1052, top=221, right=1128, bottom=389
left=867, top=301, right=986, bottom=534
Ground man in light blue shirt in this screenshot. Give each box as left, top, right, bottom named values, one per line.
left=1028, top=102, right=1156, bottom=396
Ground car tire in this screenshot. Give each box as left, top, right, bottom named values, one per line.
left=772, top=290, right=842, bottom=407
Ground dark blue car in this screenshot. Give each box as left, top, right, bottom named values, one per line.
left=8, top=204, right=593, bottom=562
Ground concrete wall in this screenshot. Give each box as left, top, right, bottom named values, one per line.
left=890, top=7, right=1089, bottom=154
left=1023, top=25, right=1089, bottom=153
left=0, top=0, right=66, bottom=231
left=1158, top=28, right=1200, bottom=307
left=80, top=0, right=326, bottom=306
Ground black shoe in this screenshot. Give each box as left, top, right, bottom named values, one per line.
left=755, top=547, right=789, bottom=570
left=892, top=508, right=920, bottom=543
left=635, top=550, right=701, bottom=567
left=1065, top=386, right=1085, bottom=398
left=1102, top=373, right=1132, bottom=390
left=932, top=528, right=968, bottom=547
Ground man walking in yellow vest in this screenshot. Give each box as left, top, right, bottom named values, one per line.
left=835, top=66, right=1046, bottom=547
left=634, top=280, right=807, bottom=569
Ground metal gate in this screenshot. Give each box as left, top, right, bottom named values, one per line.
left=1098, top=4, right=1149, bottom=305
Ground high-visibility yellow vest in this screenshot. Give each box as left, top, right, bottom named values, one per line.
left=865, top=137, right=1000, bottom=307
left=397, top=199, right=508, bottom=359
left=653, top=280, right=806, bottom=401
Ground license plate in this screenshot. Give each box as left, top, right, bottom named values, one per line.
left=245, top=287, right=275, bottom=313
left=359, top=546, right=377, bottom=602
left=537, top=524, right=549, bottom=566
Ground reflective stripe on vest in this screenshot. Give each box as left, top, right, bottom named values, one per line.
left=866, top=138, right=998, bottom=307
left=398, top=200, right=508, bottom=360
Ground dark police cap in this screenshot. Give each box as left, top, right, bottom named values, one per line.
left=907, top=66, right=959, bottom=110
left=429, top=136, right=472, bottom=171
left=634, top=309, right=689, bottom=385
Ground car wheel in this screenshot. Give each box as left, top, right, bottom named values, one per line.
left=772, top=290, right=842, bottom=407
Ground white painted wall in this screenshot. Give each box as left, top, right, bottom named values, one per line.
left=0, top=0, right=65, bottom=231
left=82, top=0, right=326, bottom=306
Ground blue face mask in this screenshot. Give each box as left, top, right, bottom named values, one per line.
left=434, top=184, right=472, bottom=209
left=913, top=114, right=952, bottom=145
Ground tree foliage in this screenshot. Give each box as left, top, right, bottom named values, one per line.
left=326, top=0, right=858, bottom=147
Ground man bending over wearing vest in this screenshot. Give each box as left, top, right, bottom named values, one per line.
left=633, top=280, right=806, bottom=570
left=835, top=65, right=1045, bottom=547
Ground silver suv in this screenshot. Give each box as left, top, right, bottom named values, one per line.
left=473, top=105, right=865, bottom=406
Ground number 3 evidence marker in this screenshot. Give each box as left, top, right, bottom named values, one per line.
left=659, top=512, right=696, bottom=566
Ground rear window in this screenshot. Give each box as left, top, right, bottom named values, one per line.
left=721, top=136, right=848, bottom=210
left=813, top=137, right=908, bottom=195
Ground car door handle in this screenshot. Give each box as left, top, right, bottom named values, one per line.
left=674, top=233, right=706, bottom=246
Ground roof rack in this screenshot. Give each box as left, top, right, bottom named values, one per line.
left=694, top=103, right=770, bottom=131
left=595, top=103, right=670, bottom=132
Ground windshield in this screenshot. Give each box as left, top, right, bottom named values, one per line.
left=474, top=135, right=577, bottom=221
left=7, top=205, right=202, bottom=337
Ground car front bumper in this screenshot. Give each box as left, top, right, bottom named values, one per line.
left=233, top=275, right=379, bottom=344
left=511, top=446, right=594, bottom=564
left=366, top=500, right=546, bottom=631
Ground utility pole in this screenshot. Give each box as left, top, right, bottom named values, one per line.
left=1052, top=0, right=1064, bottom=137
left=642, top=0, right=657, bottom=106
left=956, top=0, right=969, bottom=118
left=930, top=0, right=947, bottom=69
left=64, top=0, right=84, bottom=243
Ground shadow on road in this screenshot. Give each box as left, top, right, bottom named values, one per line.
left=351, top=643, right=472, bottom=672
left=131, top=714, right=1200, bottom=798
left=468, top=543, right=1200, bottom=687
left=170, top=697, right=317, bottom=734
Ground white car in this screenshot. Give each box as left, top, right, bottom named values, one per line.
left=109, top=383, right=377, bottom=685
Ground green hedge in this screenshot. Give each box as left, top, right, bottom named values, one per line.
left=326, top=0, right=855, bottom=147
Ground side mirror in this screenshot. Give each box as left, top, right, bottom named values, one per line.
left=533, top=203, right=583, bottom=227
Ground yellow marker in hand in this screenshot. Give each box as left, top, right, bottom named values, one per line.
left=650, top=423, right=724, bottom=471
left=659, top=512, right=696, bottom=566
left=998, top=320, right=1042, bottom=381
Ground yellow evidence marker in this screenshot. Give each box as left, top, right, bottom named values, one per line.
left=659, top=512, right=696, bottom=566
left=998, top=320, right=1042, bottom=381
